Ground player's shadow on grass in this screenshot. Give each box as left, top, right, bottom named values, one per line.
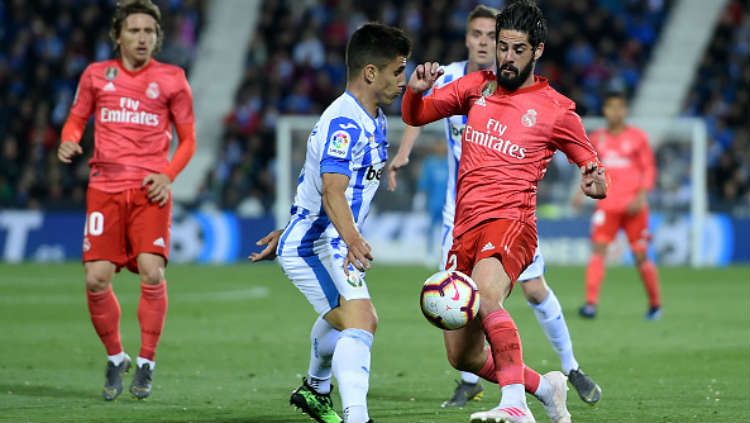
left=0, top=383, right=92, bottom=399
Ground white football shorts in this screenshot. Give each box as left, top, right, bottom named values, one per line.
left=278, top=241, right=371, bottom=316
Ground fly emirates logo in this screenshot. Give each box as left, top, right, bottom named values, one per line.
left=100, top=97, right=159, bottom=127
left=464, top=118, right=526, bottom=159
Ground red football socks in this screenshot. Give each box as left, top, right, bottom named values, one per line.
left=585, top=253, right=605, bottom=305
left=86, top=287, right=122, bottom=355
left=482, top=309, right=524, bottom=386
left=638, top=261, right=661, bottom=307
left=477, top=346, right=542, bottom=394
left=137, top=281, right=168, bottom=360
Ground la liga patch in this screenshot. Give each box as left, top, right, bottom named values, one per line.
left=327, top=130, right=351, bottom=158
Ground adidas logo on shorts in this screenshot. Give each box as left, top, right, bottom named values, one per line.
left=153, top=237, right=166, bottom=248
left=481, top=241, right=495, bottom=252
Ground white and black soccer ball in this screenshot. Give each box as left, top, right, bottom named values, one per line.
left=420, top=270, right=480, bottom=330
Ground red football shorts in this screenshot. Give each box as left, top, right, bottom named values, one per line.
left=590, top=207, right=651, bottom=253
left=82, top=187, right=171, bottom=273
left=446, top=219, right=537, bottom=283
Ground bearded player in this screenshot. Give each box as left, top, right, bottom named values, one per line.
left=388, top=4, right=601, bottom=408
left=401, top=1, right=608, bottom=422
left=577, top=91, right=662, bottom=320
left=57, top=0, right=196, bottom=400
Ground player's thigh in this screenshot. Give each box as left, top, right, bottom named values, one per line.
left=83, top=187, right=127, bottom=268
left=474, top=219, right=537, bottom=307
left=443, top=316, right=486, bottom=367
left=127, top=188, right=171, bottom=269
left=623, top=208, right=651, bottom=254
left=590, top=209, right=622, bottom=245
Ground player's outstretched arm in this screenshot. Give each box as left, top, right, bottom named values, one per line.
left=322, top=173, right=373, bottom=273
left=249, top=229, right=283, bottom=262
left=387, top=125, right=421, bottom=191
left=580, top=162, right=608, bottom=199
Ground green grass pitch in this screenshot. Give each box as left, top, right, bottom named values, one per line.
left=0, top=263, right=748, bottom=423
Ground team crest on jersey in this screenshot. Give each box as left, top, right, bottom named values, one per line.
left=105, top=67, right=118, bottom=81
left=368, top=134, right=377, bottom=148
left=521, top=109, right=537, bottom=127
left=327, top=130, right=351, bottom=158
left=146, top=82, right=160, bottom=99
left=481, top=80, right=497, bottom=97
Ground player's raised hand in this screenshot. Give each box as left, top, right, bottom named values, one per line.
left=142, top=173, right=172, bottom=207
left=408, top=62, right=444, bottom=95
left=580, top=162, right=608, bottom=199
left=387, top=152, right=410, bottom=191
left=343, top=234, right=373, bottom=274
left=249, top=229, right=283, bottom=262
left=57, top=141, right=83, bottom=164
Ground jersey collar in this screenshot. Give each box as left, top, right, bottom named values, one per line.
left=116, top=57, right=155, bottom=77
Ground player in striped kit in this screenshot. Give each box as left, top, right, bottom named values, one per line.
left=387, top=4, right=601, bottom=410
left=252, top=23, right=411, bottom=423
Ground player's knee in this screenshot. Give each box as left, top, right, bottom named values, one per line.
left=446, top=348, right=474, bottom=372
left=84, top=271, right=112, bottom=292
left=139, top=266, right=164, bottom=285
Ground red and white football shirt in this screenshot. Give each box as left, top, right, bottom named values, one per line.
left=589, top=126, right=655, bottom=212
left=403, top=71, right=601, bottom=238
left=70, top=59, right=194, bottom=192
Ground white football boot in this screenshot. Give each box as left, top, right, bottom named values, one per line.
left=540, top=371, right=572, bottom=423
left=469, top=405, right=535, bottom=423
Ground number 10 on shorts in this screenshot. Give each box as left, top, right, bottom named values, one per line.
left=85, top=211, right=104, bottom=236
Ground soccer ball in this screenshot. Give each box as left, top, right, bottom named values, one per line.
left=420, top=270, right=480, bottom=330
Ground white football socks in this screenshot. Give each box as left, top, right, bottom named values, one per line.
left=499, top=383, right=528, bottom=409
left=107, top=351, right=126, bottom=366
left=460, top=371, right=480, bottom=384
left=529, top=289, right=579, bottom=375
left=136, top=356, right=155, bottom=369
left=332, top=328, right=373, bottom=423
left=307, top=315, right=341, bottom=395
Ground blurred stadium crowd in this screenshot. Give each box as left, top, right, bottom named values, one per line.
left=0, top=0, right=747, bottom=216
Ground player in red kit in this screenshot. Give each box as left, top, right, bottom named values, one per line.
left=577, top=92, right=662, bottom=320
left=57, top=0, right=195, bottom=401
left=402, top=2, right=607, bottom=422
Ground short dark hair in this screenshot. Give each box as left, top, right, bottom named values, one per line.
left=496, top=0, right=547, bottom=49
left=603, top=91, right=628, bottom=104
left=467, top=4, right=499, bottom=24
left=110, top=0, right=163, bottom=54
left=346, top=23, right=411, bottom=78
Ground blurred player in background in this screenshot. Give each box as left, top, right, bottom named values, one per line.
left=576, top=92, right=662, bottom=320
left=388, top=4, right=601, bottom=409
left=57, top=0, right=196, bottom=401
left=252, top=23, right=411, bottom=423
left=401, top=1, right=609, bottom=421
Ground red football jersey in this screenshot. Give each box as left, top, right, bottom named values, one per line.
left=403, top=71, right=600, bottom=238
left=589, top=126, right=655, bottom=211
left=70, top=59, right=194, bottom=192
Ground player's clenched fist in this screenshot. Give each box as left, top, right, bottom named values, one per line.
left=407, top=61, right=444, bottom=94
left=580, top=162, right=608, bottom=199
left=57, top=141, right=83, bottom=164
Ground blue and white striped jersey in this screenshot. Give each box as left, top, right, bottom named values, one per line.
left=431, top=60, right=468, bottom=225
left=277, top=91, right=388, bottom=257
